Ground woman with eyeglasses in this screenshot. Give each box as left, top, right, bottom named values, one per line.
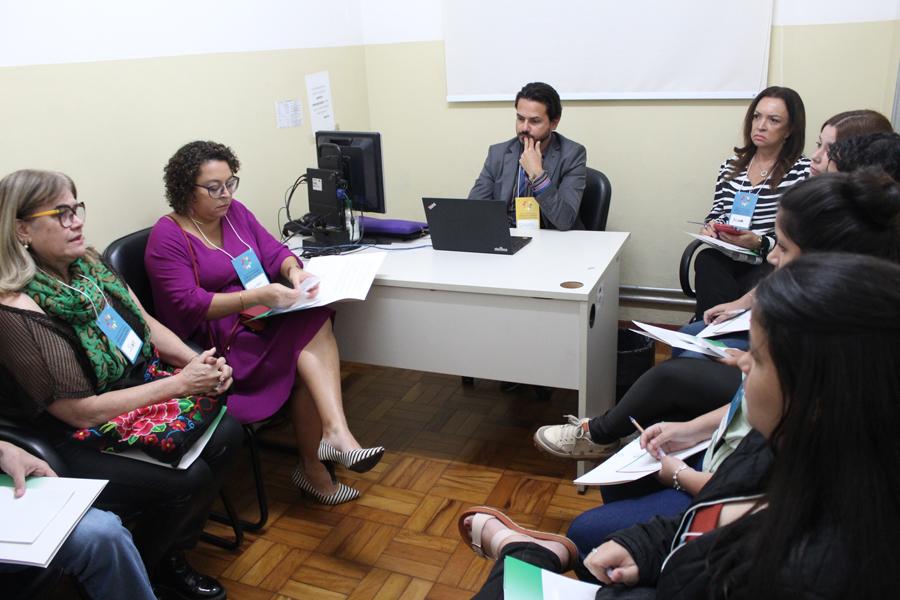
left=145, top=140, right=382, bottom=505
left=0, top=169, right=242, bottom=600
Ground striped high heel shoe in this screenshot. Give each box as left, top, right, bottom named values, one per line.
left=291, top=464, right=360, bottom=505
left=317, top=440, right=385, bottom=473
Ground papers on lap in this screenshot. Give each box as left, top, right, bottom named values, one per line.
left=0, top=476, right=107, bottom=567
left=114, top=406, right=227, bottom=470
left=574, top=437, right=711, bottom=486
left=259, top=251, right=386, bottom=318
left=504, top=556, right=600, bottom=599
left=696, top=310, right=751, bottom=338
left=631, top=321, right=729, bottom=358
left=686, top=232, right=761, bottom=263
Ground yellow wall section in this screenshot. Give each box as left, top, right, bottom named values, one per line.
left=0, top=46, right=370, bottom=247
left=0, top=20, right=897, bottom=320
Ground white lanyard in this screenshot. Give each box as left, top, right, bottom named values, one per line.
left=190, top=215, right=252, bottom=260
left=41, top=269, right=104, bottom=318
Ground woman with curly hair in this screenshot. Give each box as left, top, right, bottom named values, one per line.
left=146, top=140, right=382, bottom=505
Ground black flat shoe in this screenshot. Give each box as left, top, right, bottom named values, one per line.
left=154, top=551, right=226, bottom=600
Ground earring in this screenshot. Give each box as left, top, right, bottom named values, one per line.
left=20, top=239, right=30, bottom=250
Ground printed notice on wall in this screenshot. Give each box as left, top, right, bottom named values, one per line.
left=275, top=99, right=303, bottom=129
left=305, top=71, right=336, bottom=132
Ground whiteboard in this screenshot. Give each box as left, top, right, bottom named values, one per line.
left=443, top=0, right=774, bottom=101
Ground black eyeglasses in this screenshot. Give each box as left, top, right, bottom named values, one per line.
left=22, top=202, right=86, bottom=228
left=194, top=176, right=240, bottom=198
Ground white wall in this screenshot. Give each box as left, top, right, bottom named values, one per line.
left=1, top=1, right=897, bottom=325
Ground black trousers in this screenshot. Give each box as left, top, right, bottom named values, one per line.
left=588, top=358, right=742, bottom=445
left=472, top=542, right=655, bottom=599
left=693, top=249, right=773, bottom=321
left=472, top=542, right=563, bottom=599
left=54, top=413, right=243, bottom=573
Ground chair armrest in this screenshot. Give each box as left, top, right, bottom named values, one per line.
left=0, top=418, right=69, bottom=476
left=679, top=239, right=705, bottom=299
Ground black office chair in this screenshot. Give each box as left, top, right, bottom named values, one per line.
left=103, top=229, right=264, bottom=548
left=580, top=167, right=612, bottom=231
left=678, top=239, right=705, bottom=298
left=0, top=418, right=70, bottom=599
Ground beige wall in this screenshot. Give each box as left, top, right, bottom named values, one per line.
left=365, top=20, right=899, bottom=297
left=0, top=46, right=371, bottom=247
left=1, top=19, right=897, bottom=323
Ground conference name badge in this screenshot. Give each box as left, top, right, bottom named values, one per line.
left=515, top=197, right=541, bottom=230
left=728, top=192, right=757, bottom=229
left=232, top=249, right=270, bottom=290
left=96, top=304, right=143, bottom=364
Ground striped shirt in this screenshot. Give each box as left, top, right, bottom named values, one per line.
left=705, top=155, right=811, bottom=237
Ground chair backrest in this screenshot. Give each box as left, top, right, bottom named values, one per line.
left=102, top=228, right=154, bottom=315
left=580, top=167, right=612, bottom=231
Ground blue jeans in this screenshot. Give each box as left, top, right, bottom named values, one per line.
left=671, top=319, right=749, bottom=360
left=0, top=508, right=155, bottom=600
left=567, top=454, right=704, bottom=580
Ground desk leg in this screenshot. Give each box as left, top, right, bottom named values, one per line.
left=576, top=257, right=620, bottom=491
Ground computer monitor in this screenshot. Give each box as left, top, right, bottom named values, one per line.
left=315, top=131, right=385, bottom=214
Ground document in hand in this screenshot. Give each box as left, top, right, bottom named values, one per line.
left=259, top=251, right=386, bottom=318
left=574, top=437, right=711, bottom=486
left=504, top=556, right=600, bottom=599
left=696, top=309, right=751, bottom=339
left=631, top=321, right=729, bottom=358
left=686, top=232, right=762, bottom=264
left=0, top=476, right=107, bottom=567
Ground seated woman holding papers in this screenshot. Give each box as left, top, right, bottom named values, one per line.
left=146, top=141, right=382, bottom=505
left=692, top=86, right=809, bottom=321
left=687, top=109, right=895, bottom=346
left=0, top=169, right=240, bottom=600
left=461, top=253, right=900, bottom=598
left=536, top=150, right=900, bottom=466
left=0, top=440, right=155, bottom=600
left=559, top=168, right=900, bottom=558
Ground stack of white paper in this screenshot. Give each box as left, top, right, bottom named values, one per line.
left=575, top=437, right=710, bottom=486
left=631, top=321, right=730, bottom=358
left=697, top=310, right=751, bottom=339
left=262, top=251, right=386, bottom=317
left=0, top=476, right=107, bottom=567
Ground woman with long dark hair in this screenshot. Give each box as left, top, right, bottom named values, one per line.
left=692, top=86, right=809, bottom=320
left=459, top=253, right=900, bottom=598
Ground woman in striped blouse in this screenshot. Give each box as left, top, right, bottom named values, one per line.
left=693, top=86, right=810, bottom=320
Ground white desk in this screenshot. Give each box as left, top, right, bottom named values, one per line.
left=305, top=229, right=629, bottom=423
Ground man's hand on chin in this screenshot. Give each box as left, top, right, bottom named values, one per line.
left=520, top=136, right=543, bottom=178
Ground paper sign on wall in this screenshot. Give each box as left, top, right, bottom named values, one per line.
left=305, top=71, right=336, bottom=132
left=275, top=99, right=303, bottom=128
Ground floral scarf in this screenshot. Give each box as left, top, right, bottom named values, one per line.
left=24, top=257, right=152, bottom=392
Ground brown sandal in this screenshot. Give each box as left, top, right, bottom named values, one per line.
left=457, top=505, right=579, bottom=571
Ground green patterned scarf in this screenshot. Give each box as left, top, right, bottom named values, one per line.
left=24, top=257, right=152, bottom=392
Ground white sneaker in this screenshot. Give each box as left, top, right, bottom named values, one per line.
left=533, top=415, right=620, bottom=459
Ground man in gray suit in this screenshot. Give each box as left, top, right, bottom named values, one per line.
left=468, top=82, right=587, bottom=230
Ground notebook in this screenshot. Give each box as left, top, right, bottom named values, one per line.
left=421, top=198, right=532, bottom=255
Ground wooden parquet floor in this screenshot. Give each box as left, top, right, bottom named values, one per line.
left=187, top=364, right=609, bottom=600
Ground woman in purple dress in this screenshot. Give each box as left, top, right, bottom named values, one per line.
left=146, top=141, right=383, bottom=505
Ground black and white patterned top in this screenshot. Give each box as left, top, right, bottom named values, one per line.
left=705, top=155, right=812, bottom=236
